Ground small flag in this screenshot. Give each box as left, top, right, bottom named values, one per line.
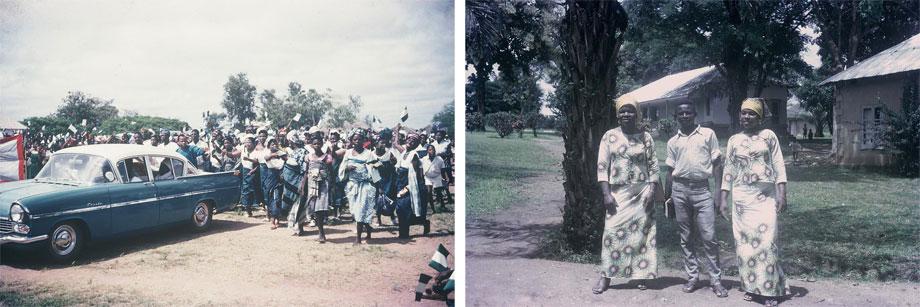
left=130, top=121, right=137, bottom=125
left=400, top=107, right=409, bottom=122
left=27, top=121, right=31, bottom=126
left=293, top=113, right=302, bottom=122
left=81, top=119, right=87, bottom=126
left=68, top=124, right=78, bottom=133
left=246, top=118, right=251, bottom=126
left=92, top=127, right=98, bottom=131
left=41, top=125, right=46, bottom=131
left=415, top=274, right=432, bottom=302
left=429, top=244, right=450, bottom=272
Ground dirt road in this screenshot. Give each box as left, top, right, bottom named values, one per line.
left=466, top=137, right=918, bottom=306
left=1, top=207, right=454, bottom=306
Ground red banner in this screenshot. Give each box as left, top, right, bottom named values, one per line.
left=0, top=134, right=25, bottom=182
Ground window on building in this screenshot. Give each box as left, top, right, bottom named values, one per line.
left=861, top=106, right=886, bottom=149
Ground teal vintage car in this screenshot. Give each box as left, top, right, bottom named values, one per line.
left=0, top=144, right=241, bottom=262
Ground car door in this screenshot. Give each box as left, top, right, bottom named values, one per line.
left=109, top=156, right=159, bottom=234
left=149, top=156, right=196, bottom=225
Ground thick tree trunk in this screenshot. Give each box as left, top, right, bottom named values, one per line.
left=558, top=1, right=628, bottom=253
left=474, top=61, right=492, bottom=131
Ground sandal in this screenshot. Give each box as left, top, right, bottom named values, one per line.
left=743, top=293, right=754, bottom=301
left=764, top=298, right=779, bottom=307
left=592, top=277, right=610, bottom=294
left=711, top=283, right=729, bottom=298
left=637, top=282, right=647, bottom=290
left=682, top=278, right=698, bottom=293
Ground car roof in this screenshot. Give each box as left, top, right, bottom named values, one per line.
left=54, top=144, right=190, bottom=163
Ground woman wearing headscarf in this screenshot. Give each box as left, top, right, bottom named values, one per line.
left=295, top=135, right=334, bottom=242
left=373, top=129, right=398, bottom=226
left=261, top=138, right=285, bottom=229
left=284, top=135, right=309, bottom=235
left=237, top=135, right=259, bottom=217
left=338, top=130, right=379, bottom=244
left=719, top=98, right=788, bottom=307
left=393, top=130, right=431, bottom=239
left=593, top=95, right=660, bottom=294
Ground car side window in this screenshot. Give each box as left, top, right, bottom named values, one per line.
left=171, top=159, right=185, bottom=177
left=147, top=156, right=175, bottom=181
left=119, top=157, right=150, bottom=183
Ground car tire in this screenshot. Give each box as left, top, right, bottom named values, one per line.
left=191, top=202, right=213, bottom=232
left=45, top=222, right=84, bottom=263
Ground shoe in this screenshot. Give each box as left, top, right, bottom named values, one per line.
left=637, top=282, right=647, bottom=290
left=423, top=220, right=431, bottom=235
left=711, top=282, right=729, bottom=298
left=682, top=278, right=698, bottom=293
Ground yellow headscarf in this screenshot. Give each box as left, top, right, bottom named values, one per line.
left=615, top=95, right=642, bottom=118
left=741, top=98, right=765, bottom=118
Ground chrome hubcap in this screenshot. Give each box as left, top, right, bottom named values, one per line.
left=194, top=204, right=209, bottom=226
left=51, top=225, right=76, bottom=255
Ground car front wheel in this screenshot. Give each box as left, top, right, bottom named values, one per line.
left=46, top=222, right=84, bottom=263
left=191, top=202, right=212, bottom=232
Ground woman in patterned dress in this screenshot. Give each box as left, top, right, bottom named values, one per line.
left=719, top=98, right=788, bottom=307
left=338, top=131, right=379, bottom=245
left=593, top=95, right=660, bottom=294
left=284, top=137, right=308, bottom=235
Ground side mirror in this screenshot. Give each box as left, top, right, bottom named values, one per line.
left=104, top=171, right=116, bottom=182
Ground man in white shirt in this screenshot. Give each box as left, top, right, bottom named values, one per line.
left=663, top=103, right=728, bottom=297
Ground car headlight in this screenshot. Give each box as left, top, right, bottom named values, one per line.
left=10, top=203, right=26, bottom=223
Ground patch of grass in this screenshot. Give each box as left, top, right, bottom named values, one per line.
left=466, top=131, right=559, bottom=216
left=484, top=131, right=920, bottom=281
left=0, top=281, right=155, bottom=306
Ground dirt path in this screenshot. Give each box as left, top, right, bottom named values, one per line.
left=1, top=204, right=454, bottom=306
left=466, top=137, right=918, bottom=306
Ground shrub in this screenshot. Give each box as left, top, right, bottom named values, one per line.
left=657, top=118, right=677, bottom=139
left=466, top=112, right=483, bottom=131
left=484, top=112, right=516, bottom=138
left=883, top=73, right=920, bottom=177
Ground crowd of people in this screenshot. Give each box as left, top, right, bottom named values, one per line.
left=21, top=122, right=455, bottom=245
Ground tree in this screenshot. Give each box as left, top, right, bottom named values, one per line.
left=55, top=91, right=119, bottom=127
left=97, top=115, right=188, bottom=135
left=557, top=1, right=629, bottom=253
left=431, top=101, right=455, bottom=138
left=221, top=73, right=257, bottom=129
left=466, top=0, right=506, bottom=130
left=323, top=95, right=362, bottom=128
left=795, top=72, right=834, bottom=137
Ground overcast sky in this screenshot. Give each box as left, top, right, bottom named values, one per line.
left=0, top=0, right=454, bottom=128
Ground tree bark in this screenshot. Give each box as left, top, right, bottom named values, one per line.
left=558, top=1, right=628, bottom=253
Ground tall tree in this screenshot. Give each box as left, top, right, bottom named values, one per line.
left=466, top=0, right=505, bottom=130
left=431, top=101, right=455, bottom=138
left=221, top=73, right=257, bottom=129
left=557, top=1, right=629, bottom=253
left=55, top=91, right=119, bottom=127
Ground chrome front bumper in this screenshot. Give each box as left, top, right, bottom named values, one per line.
left=0, top=234, right=48, bottom=245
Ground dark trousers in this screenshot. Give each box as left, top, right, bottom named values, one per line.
left=672, top=179, right=722, bottom=284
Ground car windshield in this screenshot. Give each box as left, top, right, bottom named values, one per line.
left=35, top=153, right=114, bottom=184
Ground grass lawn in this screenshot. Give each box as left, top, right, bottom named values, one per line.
left=466, top=131, right=560, bottom=216
left=468, top=131, right=920, bottom=281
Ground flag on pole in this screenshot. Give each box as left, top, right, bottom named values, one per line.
left=443, top=277, right=455, bottom=293
left=429, top=244, right=450, bottom=272
left=293, top=113, right=302, bottom=122
left=68, top=124, right=78, bottom=133
left=41, top=125, right=46, bottom=131
left=81, top=119, right=87, bottom=126
left=415, top=274, right=432, bottom=302
left=0, top=135, right=25, bottom=182
left=400, top=107, right=409, bottom=122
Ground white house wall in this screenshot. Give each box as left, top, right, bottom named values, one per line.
left=832, top=73, right=907, bottom=166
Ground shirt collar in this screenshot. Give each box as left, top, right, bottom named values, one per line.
left=677, top=125, right=702, bottom=138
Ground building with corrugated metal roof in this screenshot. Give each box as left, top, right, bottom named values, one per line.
left=821, top=32, right=920, bottom=166
left=619, top=65, right=790, bottom=138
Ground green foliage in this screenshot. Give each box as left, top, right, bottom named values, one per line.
left=53, top=91, right=119, bottom=126
left=796, top=71, right=834, bottom=137
left=484, top=111, right=516, bottom=138
left=466, top=112, right=483, bottom=131
left=221, top=73, right=258, bottom=129
left=323, top=95, right=362, bottom=128
left=882, top=74, right=920, bottom=177
left=97, top=115, right=189, bottom=135
left=657, top=118, right=677, bottom=139
left=431, top=101, right=455, bottom=138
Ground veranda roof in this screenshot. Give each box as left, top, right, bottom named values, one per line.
left=821, top=33, right=920, bottom=85
left=620, top=66, right=719, bottom=104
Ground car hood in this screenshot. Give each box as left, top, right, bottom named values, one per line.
left=0, top=180, right=79, bottom=216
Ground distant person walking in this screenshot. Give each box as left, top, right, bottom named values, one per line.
left=720, top=98, right=789, bottom=307
left=593, top=95, right=660, bottom=294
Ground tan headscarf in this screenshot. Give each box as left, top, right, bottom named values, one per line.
left=741, top=98, right=765, bottom=118
left=615, top=95, right=642, bottom=118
